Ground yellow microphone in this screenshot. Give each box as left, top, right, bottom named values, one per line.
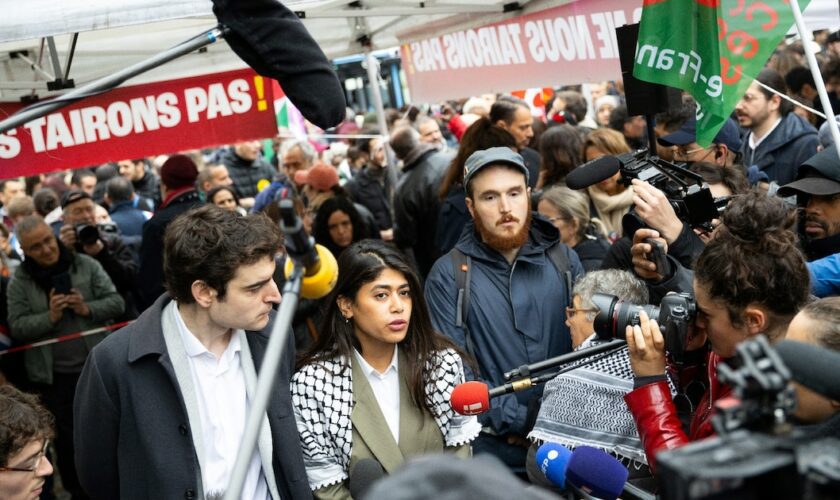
left=284, top=243, right=338, bottom=299
left=278, top=198, right=338, bottom=299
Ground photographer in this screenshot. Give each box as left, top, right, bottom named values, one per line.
left=58, top=190, right=138, bottom=319
left=601, top=162, right=748, bottom=274
left=622, top=192, right=811, bottom=471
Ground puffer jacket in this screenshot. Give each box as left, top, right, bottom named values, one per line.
left=425, top=215, right=583, bottom=436
left=624, top=351, right=729, bottom=472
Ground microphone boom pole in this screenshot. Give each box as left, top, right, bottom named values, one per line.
left=223, top=263, right=303, bottom=500
left=0, top=26, right=228, bottom=135
left=504, top=339, right=625, bottom=380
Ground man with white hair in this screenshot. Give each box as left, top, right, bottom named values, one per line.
left=281, top=139, right=318, bottom=188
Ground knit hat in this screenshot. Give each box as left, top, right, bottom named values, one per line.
left=160, top=154, right=198, bottom=189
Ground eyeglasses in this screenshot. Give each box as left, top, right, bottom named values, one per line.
left=673, top=145, right=712, bottom=159
left=547, top=216, right=571, bottom=224
left=0, top=440, right=49, bottom=473
left=565, top=306, right=599, bottom=318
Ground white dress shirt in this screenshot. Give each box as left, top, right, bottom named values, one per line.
left=174, top=307, right=270, bottom=500
left=353, top=347, right=400, bottom=443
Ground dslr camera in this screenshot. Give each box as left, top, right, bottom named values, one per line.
left=592, top=291, right=696, bottom=364
left=74, top=222, right=119, bottom=246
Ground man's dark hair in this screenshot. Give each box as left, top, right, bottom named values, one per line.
left=163, top=205, right=282, bottom=303
left=0, top=385, right=54, bottom=466
left=755, top=67, right=794, bottom=115
left=70, top=169, right=95, bottom=187
left=355, top=128, right=381, bottom=155
left=555, top=91, right=588, bottom=122
left=32, top=188, right=59, bottom=217
left=106, top=176, right=135, bottom=204
left=389, top=126, right=421, bottom=160
left=608, top=104, right=631, bottom=132
left=655, top=95, right=696, bottom=134
left=489, top=95, right=529, bottom=125
left=689, top=162, right=749, bottom=195
left=695, top=191, right=809, bottom=336
left=785, top=66, right=815, bottom=94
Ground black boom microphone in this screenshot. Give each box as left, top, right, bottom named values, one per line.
left=775, top=340, right=840, bottom=402
left=212, top=0, right=346, bottom=130
left=566, top=156, right=622, bottom=190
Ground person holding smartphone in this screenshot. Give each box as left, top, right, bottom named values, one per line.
left=8, top=215, right=124, bottom=500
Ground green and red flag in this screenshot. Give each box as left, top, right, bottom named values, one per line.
left=633, top=0, right=809, bottom=146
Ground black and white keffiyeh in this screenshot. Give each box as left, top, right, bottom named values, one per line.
left=528, top=335, right=676, bottom=466
left=291, top=348, right=480, bottom=490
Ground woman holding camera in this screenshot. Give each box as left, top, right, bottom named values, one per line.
left=623, top=192, right=811, bottom=471
left=291, top=240, right=480, bottom=499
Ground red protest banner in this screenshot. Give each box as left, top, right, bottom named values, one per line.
left=399, top=0, right=644, bottom=103
left=0, top=68, right=276, bottom=178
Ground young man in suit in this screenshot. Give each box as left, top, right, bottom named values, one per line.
left=74, top=205, right=311, bottom=500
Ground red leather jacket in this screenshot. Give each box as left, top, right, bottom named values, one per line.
left=624, top=352, right=731, bottom=472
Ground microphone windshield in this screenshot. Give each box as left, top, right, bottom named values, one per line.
left=212, top=0, right=346, bottom=130
left=566, top=156, right=621, bottom=190
left=284, top=244, right=338, bottom=299
left=536, top=442, right=573, bottom=489
left=348, top=459, right=386, bottom=500
left=775, top=340, right=840, bottom=402
left=566, top=446, right=629, bottom=500
left=450, top=381, right=490, bottom=416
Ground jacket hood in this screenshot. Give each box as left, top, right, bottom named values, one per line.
left=401, top=144, right=436, bottom=170
left=455, top=212, right=560, bottom=262
left=755, top=113, right=817, bottom=152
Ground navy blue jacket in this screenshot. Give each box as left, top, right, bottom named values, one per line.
left=741, top=113, right=818, bottom=185
left=425, top=214, right=583, bottom=436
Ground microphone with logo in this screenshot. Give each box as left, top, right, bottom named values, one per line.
left=536, top=443, right=655, bottom=500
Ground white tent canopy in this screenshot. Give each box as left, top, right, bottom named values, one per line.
left=0, top=0, right=837, bottom=103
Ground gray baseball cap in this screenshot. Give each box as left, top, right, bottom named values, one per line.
left=463, top=147, right=529, bottom=188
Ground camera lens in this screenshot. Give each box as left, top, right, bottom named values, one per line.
left=76, top=224, right=100, bottom=246
left=592, top=292, right=659, bottom=340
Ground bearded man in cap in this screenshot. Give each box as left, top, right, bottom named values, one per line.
left=778, top=145, right=840, bottom=261
left=137, top=154, right=202, bottom=310
left=425, top=147, right=583, bottom=473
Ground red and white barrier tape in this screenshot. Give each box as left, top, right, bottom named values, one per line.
left=0, top=321, right=133, bottom=356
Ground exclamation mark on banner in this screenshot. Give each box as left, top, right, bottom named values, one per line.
left=254, top=76, right=268, bottom=111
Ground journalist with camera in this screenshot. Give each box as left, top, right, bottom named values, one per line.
left=58, top=190, right=139, bottom=319
left=619, top=191, right=811, bottom=472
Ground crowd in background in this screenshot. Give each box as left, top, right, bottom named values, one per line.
left=2, top=30, right=840, bottom=500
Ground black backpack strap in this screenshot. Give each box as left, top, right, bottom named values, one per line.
left=547, top=243, right=574, bottom=308
left=451, top=249, right=483, bottom=371
left=450, top=249, right=471, bottom=328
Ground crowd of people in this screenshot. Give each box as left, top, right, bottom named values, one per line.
left=1, top=32, right=840, bottom=500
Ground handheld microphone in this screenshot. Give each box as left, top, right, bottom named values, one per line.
left=566, top=156, right=621, bottom=190
left=774, top=340, right=840, bottom=402
left=211, top=0, right=346, bottom=130
left=565, top=446, right=629, bottom=500
left=278, top=199, right=338, bottom=299
left=536, top=442, right=573, bottom=489
left=450, top=374, right=556, bottom=416
left=348, top=459, right=386, bottom=500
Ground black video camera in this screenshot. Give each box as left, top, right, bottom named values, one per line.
left=615, top=149, right=725, bottom=236
left=592, top=291, right=696, bottom=364
left=656, top=336, right=840, bottom=499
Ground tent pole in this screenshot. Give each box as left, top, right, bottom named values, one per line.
left=0, top=26, right=227, bottom=135
left=365, top=49, right=398, bottom=182
left=789, top=0, right=840, bottom=160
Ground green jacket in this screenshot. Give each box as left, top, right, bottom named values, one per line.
left=8, top=253, right=125, bottom=384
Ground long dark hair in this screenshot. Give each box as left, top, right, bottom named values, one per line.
left=297, top=240, right=462, bottom=415
left=437, top=117, right=517, bottom=200
left=312, top=196, right=368, bottom=256
left=539, top=124, right=583, bottom=188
